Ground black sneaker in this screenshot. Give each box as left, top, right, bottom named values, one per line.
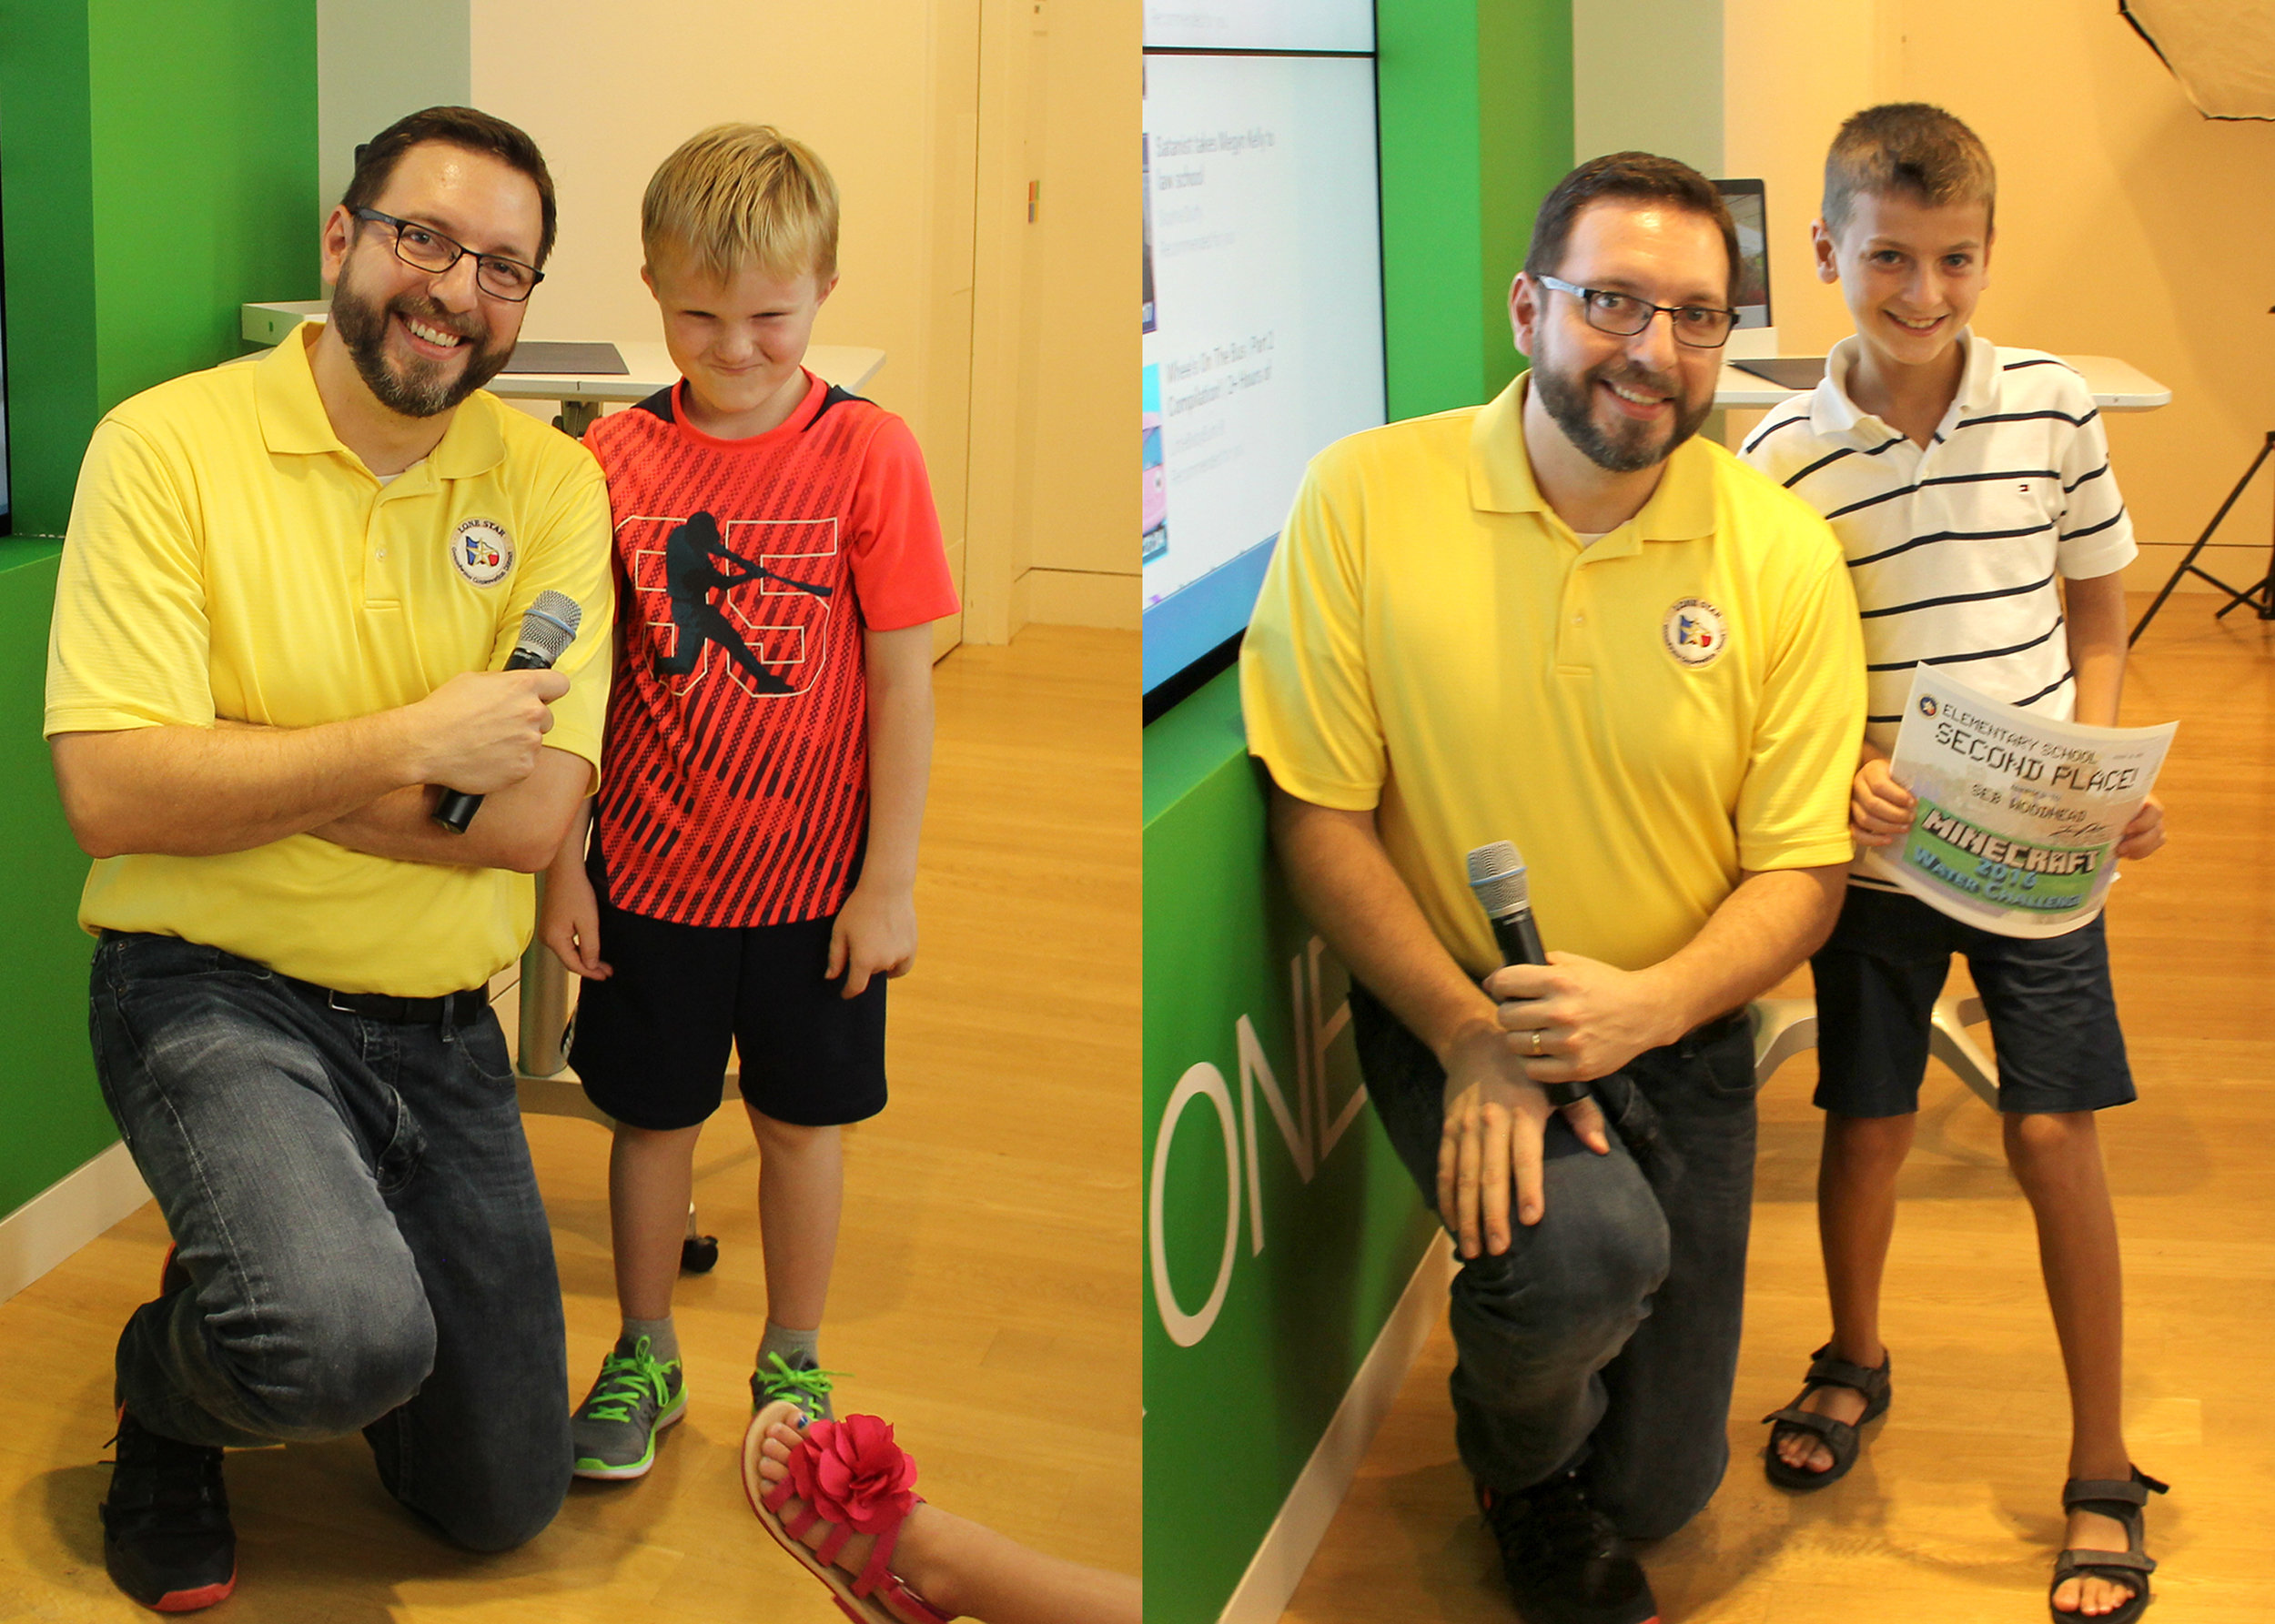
left=101, top=1410, right=236, bottom=1612
left=1478, top=1470, right=1657, bottom=1624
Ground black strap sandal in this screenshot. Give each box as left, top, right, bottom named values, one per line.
left=2051, top=1466, right=2167, bottom=1624
left=1760, top=1341, right=1892, bottom=1491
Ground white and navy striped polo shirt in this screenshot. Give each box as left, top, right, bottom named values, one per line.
left=1740, top=330, right=2136, bottom=890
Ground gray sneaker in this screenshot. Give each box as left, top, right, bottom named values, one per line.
left=749, top=1351, right=841, bottom=1422
left=571, top=1337, right=686, bottom=1480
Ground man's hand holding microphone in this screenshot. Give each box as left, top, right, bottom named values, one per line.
left=429, top=590, right=582, bottom=830
left=402, top=663, right=571, bottom=799
left=1438, top=842, right=1673, bottom=1258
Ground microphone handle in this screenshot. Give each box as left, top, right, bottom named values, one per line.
left=1490, top=905, right=1588, bottom=1105
left=1488, top=907, right=1548, bottom=969
left=433, top=646, right=555, bottom=834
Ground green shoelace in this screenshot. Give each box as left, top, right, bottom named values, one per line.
left=754, top=1350, right=847, bottom=1412
left=584, top=1336, right=678, bottom=1424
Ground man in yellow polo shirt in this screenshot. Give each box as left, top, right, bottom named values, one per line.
left=1243, top=154, right=1865, bottom=1624
left=45, top=108, right=610, bottom=1612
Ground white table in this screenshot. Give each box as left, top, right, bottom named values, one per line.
left=240, top=300, right=886, bottom=435
left=497, top=340, right=886, bottom=435
left=1714, top=353, right=2171, bottom=412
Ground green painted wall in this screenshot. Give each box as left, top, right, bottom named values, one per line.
left=0, top=3, right=100, bottom=538
left=0, top=0, right=318, bottom=1218
left=1, top=0, right=318, bottom=534
left=0, top=543, right=111, bottom=1218
left=1141, top=9, right=1573, bottom=1619
left=1142, top=673, right=1442, bottom=1624
left=1378, top=0, right=1572, bottom=419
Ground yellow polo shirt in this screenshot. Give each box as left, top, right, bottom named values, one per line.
left=1241, top=377, right=1865, bottom=980
left=46, top=323, right=613, bottom=995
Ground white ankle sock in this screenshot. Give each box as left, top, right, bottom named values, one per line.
left=621, top=1315, right=680, bottom=1365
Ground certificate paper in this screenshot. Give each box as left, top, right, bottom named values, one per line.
left=1883, top=669, right=2175, bottom=938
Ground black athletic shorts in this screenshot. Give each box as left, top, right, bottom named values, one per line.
left=570, top=885, right=888, bottom=1133
left=1809, top=885, right=2134, bottom=1119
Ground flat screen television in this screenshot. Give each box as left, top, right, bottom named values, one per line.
left=1140, top=3, right=1385, bottom=717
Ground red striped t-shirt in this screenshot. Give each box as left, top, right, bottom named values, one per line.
left=583, top=371, right=958, bottom=926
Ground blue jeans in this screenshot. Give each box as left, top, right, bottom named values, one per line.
left=89, top=932, right=571, bottom=1551
left=1350, top=984, right=1759, bottom=1540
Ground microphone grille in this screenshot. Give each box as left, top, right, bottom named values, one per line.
left=1465, top=840, right=1531, bottom=916
left=514, top=590, right=582, bottom=665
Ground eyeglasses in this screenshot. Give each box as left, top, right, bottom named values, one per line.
left=353, top=208, right=545, bottom=302
left=1533, top=275, right=1736, bottom=348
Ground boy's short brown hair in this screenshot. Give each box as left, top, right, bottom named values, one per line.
left=642, top=124, right=839, bottom=285
left=1822, top=103, right=1996, bottom=237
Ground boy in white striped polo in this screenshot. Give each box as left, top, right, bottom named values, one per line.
left=1740, top=105, right=2169, bottom=1624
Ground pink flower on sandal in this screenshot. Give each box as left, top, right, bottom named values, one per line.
left=788, top=1415, right=919, bottom=1535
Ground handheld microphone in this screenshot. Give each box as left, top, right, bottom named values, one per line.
left=1466, top=841, right=1548, bottom=968
left=1466, top=840, right=1587, bottom=1105
left=433, top=590, right=583, bottom=834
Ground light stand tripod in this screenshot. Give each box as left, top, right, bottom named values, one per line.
left=2130, top=431, right=2275, bottom=645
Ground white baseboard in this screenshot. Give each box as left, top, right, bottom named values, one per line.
left=1021, top=568, right=1139, bottom=630
left=1217, top=1236, right=1455, bottom=1624
left=0, top=1141, right=151, bottom=1303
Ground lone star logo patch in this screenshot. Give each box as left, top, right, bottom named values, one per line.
left=1662, top=597, right=1729, bottom=669
left=449, top=517, right=514, bottom=587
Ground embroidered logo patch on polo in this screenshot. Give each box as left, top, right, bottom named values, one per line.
left=1662, top=598, right=1728, bottom=668
left=450, top=518, right=514, bottom=587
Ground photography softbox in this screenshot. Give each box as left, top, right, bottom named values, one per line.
left=2121, top=0, right=2275, bottom=119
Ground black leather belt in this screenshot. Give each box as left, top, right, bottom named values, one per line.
left=319, top=984, right=490, bottom=1026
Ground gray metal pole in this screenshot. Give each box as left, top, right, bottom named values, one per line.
left=516, top=875, right=571, bottom=1077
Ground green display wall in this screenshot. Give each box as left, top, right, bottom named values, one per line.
left=0, top=542, right=112, bottom=1218
left=1142, top=674, right=1444, bottom=1624
left=1141, top=6, right=1573, bottom=1619
left=1379, top=0, right=1573, bottom=419
left=1, top=0, right=319, bottom=534
left=0, top=0, right=318, bottom=1219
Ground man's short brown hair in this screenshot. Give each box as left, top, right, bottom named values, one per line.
left=1821, top=103, right=1996, bottom=237
left=642, top=124, right=839, bottom=286
left=1524, top=152, right=1740, bottom=305
left=343, top=106, right=558, bottom=266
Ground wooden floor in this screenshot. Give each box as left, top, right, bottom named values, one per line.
left=1285, top=596, right=2275, bottom=1623
left=0, top=624, right=1139, bottom=1622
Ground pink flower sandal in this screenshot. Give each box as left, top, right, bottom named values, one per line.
left=741, top=1400, right=959, bottom=1624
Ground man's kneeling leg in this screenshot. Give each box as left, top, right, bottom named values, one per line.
left=363, top=1008, right=571, bottom=1551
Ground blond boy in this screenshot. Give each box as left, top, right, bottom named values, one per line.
left=539, top=125, right=958, bottom=1480
left=1740, top=104, right=2168, bottom=1623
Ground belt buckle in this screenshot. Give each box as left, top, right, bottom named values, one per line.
left=328, top=989, right=355, bottom=1016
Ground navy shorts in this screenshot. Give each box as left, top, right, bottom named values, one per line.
left=570, top=887, right=888, bottom=1134
left=1809, top=886, right=2134, bottom=1119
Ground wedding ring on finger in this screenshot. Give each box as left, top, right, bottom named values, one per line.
left=1528, top=1029, right=1543, bottom=1058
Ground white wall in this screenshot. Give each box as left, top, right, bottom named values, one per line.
left=317, top=0, right=471, bottom=214
left=1573, top=0, right=1723, bottom=173
left=1723, top=0, right=2275, bottom=593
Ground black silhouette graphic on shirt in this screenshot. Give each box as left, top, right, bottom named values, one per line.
left=652, top=511, right=833, bottom=694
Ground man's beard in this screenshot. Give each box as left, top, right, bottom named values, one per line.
left=1532, top=352, right=1711, bottom=474
left=329, top=269, right=513, bottom=419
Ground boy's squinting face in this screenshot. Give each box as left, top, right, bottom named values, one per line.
left=643, top=249, right=837, bottom=436
left=1815, top=190, right=1991, bottom=371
